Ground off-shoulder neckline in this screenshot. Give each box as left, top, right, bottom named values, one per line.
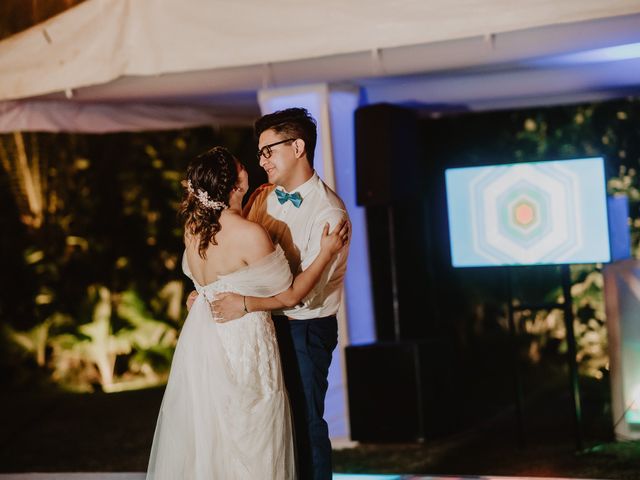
left=188, top=245, right=285, bottom=288
left=217, top=244, right=284, bottom=279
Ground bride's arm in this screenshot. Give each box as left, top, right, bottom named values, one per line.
left=211, top=220, right=348, bottom=321
left=260, top=220, right=348, bottom=308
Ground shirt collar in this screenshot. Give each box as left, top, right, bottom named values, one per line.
left=275, top=172, right=319, bottom=198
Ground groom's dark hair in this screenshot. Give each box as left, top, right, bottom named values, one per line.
left=254, top=107, right=317, bottom=167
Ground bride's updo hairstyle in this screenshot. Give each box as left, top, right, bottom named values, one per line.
left=179, top=146, right=238, bottom=258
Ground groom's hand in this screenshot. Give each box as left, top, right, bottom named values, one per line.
left=186, top=290, right=198, bottom=311
left=210, top=292, right=245, bottom=323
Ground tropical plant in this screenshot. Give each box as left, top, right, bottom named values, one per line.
left=8, top=283, right=181, bottom=393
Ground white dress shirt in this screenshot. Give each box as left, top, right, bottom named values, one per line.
left=247, top=172, right=350, bottom=319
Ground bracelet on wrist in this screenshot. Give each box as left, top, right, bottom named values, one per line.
left=243, top=295, right=249, bottom=314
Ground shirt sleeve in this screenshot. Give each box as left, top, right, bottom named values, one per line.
left=294, top=207, right=349, bottom=309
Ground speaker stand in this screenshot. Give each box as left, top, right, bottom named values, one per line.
left=387, top=205, right=401, bottom=341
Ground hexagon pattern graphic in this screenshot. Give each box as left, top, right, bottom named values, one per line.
left=498, top=183, right=552, bottom=247
left=468, top=163, right=583, bottom=264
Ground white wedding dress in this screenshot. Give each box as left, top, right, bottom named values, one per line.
left=146, top=245, right=295, bottom=479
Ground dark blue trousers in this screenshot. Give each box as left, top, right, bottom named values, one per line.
left=273, top=315, right=338, bottom=480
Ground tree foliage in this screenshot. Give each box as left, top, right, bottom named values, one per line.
left=0, top=126, right=257, bottom=391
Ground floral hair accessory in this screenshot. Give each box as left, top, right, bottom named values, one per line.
left=186, top=180, right=227, bottom=210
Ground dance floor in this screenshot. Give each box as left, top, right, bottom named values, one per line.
left=0, top=474, right=605, bottom=480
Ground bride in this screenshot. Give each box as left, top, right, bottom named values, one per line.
left=146, top=146, right=347, bottom=479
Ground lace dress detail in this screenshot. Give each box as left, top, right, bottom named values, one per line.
left=146, top=246, right=295, bottom=480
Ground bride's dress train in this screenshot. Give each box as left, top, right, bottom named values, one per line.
left=146, top=246, right=295, bottom=479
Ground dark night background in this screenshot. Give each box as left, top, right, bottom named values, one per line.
left=1, top=96, right=639, bottom=476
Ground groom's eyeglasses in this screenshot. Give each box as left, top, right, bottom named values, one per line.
left=256, top=138, right=296, bottom=161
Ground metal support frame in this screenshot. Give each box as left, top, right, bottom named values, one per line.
left=388, top=205, right=401, bottom=341
left=506, top=264, right=583, bottom=451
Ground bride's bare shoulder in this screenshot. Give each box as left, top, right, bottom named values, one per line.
left=230, top=217, right=274, bottom=260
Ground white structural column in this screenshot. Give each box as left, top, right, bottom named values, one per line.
left=258, top=84, right=375, bottom=440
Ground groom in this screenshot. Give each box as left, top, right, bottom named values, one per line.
left=213, top=107, right=350, bottom=480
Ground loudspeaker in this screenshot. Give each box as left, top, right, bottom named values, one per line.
left=355, top=103, right=421, bottom=206
left=345, top=340, right=453, bottom=442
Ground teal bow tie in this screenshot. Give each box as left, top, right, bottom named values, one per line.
left=275, top=189, right=303, bottom=207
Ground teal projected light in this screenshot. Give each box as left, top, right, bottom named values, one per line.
left=332, top=476, right=402, bottom=480
left=624, top=348, right=640, bottom=426
left=445, top=157, right=611, bottom=267
left=627, top=383, right=640, bottom=425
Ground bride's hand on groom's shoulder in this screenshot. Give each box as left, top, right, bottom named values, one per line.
left=210, top=292, right=245, bottom=323
left=319, top=219, right=349, bottom=258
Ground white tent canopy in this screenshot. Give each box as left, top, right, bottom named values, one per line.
left=1, top=0, right=640, bottom=131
